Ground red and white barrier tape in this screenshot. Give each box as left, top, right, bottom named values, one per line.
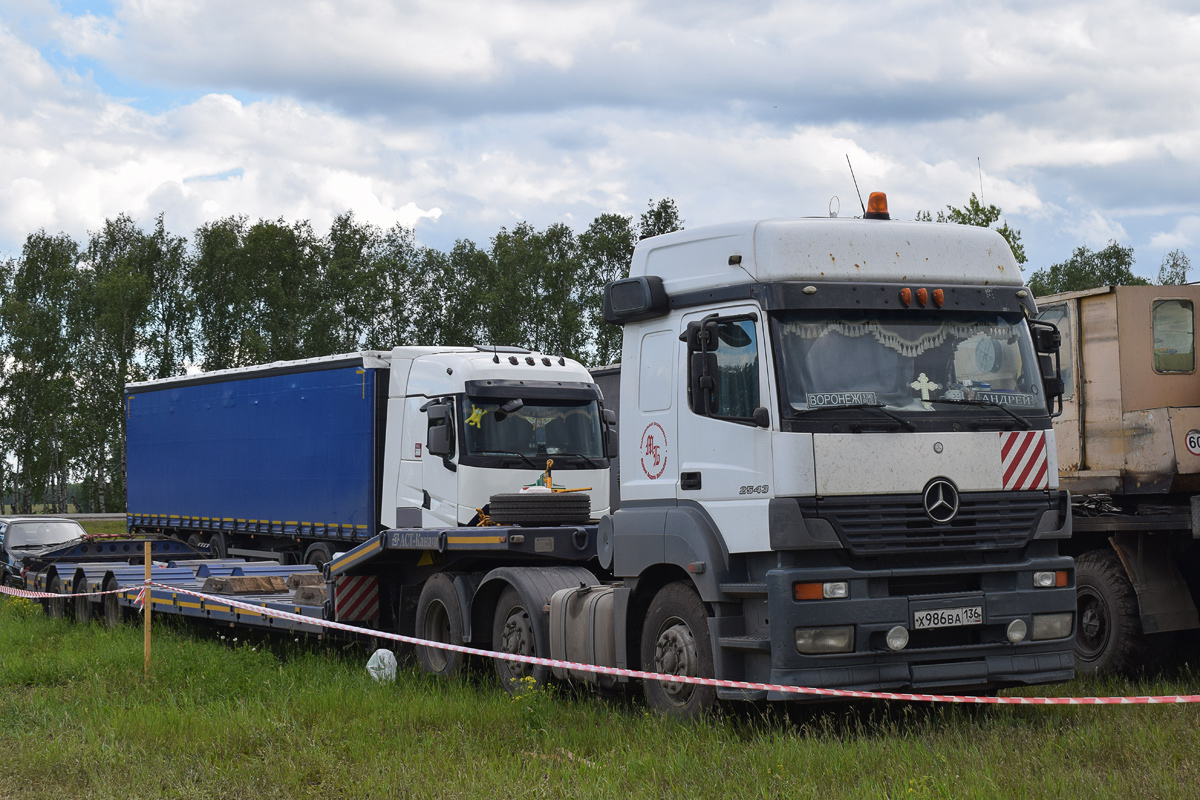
left=0, top=583, right=132, bottom=600
left=5, top=580, right=1199, bottom=705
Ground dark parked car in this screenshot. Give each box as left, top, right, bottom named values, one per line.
left=0, top=516, right=87, bottom=588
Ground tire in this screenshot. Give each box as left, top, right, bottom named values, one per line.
left=73, top=576, right=92, bottom=624
left=1075, top=549, right=1153, bottom=675
left=414, top=574, right=466, bottom=678
left=208, top=532, right=227, bottom=560
left=186, top=533, right=204, bottom=552
left=492, top=586, right=549, bottom=693
left=488, top=493, right=591, bottom=526
left=640, top=581, right=716, bottom=719
left=305, top=545, right=331, bottom=569
left=46, top=575, right=70, bottom=621
left=102, top=576, right=124, bottom=629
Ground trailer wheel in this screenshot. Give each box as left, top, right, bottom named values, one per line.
left=73, top=576, right=92, bottom=624
left=415, top=574, right=466, bottom=678
left=492, top=586, right=549, bottom=692
left=208, top=532, right=227, bottom=560
left=1076, top=549, right=1152, bottom=675
left=640, top=581, right=716, bottom=719
left=488, top=493, right=591, bottom=526
left=186, top=533, right=204, bottom=552
left=102, top=576, right=124, bottom=629
left=46, top=575, right=70, bottom=621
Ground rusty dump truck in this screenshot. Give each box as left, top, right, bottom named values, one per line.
left=1037, top=285, right=1200, bottom=673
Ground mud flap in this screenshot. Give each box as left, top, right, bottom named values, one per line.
left=1111, top=532, right=1200, bottom=634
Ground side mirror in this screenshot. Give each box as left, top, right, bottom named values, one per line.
left=752, top=407, right=771, bottom=428
left=1032, top=326, right=1061, bottom=354
left=689, top=351, right=719, bottom=414
left=426, top=403, right=454, bottom=457
left=602, top=408, right=616, bottom=426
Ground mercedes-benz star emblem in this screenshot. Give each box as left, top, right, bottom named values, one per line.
left=923, top=479, right=960, bottom=523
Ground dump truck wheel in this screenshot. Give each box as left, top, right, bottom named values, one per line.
left=487, top=493, right=591, bottom=526
left=640, top=581, right=716, bottom=719
left=415, top=574, right=466, bottom=678
left=1075, top=549, right=1150, bottom=675
left=102, top=576, right=124, bottom=629
left=492, top=586, right=549, bottom=693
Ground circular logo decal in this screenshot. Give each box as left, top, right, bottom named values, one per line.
left=922, top=478, right=960, bottom=524
left=1187, top=430, right=1200, bottom=457
left=640, top=422, right=668, bottom=480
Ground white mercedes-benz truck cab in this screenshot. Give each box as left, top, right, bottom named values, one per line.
left=599, top=194, right=1075, bottom=710
left=380, top=346, right=611, bottom=529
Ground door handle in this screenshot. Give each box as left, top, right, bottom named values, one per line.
left=681, top=472, right=702, bottom=491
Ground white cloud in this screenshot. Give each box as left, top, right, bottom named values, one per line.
left=0, top=0, right=1197, bottom=271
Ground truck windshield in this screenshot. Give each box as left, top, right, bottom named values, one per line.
left=5, top=520, right=86, bottom=549
left=459, top=397, right=605, bottom=461
left=772, top=310, right=1047, bottom=416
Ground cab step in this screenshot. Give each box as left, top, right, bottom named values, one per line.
left=719, top=635, right=771, bottom=652
left=719, top=582, right=768, bottom=598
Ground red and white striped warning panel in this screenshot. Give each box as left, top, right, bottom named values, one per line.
left=334, top=575, right=379, bottom=621
left=1001, top=430, right=1049, bottom=490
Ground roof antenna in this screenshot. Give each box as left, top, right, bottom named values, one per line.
left=557, top=351, right=565, bottom=366
left=492, top=343, right=499, bottom=364
left=977, top=156, right=984, bottom=204
left=846, top=155, right=866, bottom=217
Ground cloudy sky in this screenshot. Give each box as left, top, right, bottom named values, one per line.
left=1, top=0, right=1197, bottom=279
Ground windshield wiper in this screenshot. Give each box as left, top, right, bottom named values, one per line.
left=479, top=450, right=538, bottom=468
left=927, top=398, right=1032, bottom=429
left=554, top=453, right=600, bottom=468
left=795, top=403, right=916, bottom=432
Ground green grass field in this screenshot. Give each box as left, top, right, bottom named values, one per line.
left=0, top=599, right=1198, bottom=799
left=0, top=519, right=1196, bottom=798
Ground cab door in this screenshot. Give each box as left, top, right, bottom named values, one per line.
left=675, top=306, right=775, bottom=553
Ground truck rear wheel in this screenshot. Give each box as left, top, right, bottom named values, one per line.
left=208, top=532, right=227, bottom=560
left=640, top=581, right=716, bottom=719
left=102, top=576, right=124, bottom=629
left=492, top=586, right=549, bottom=692
left=1076, top=549, right=1153, bottom=675
left=488, top=493, right=591, bottom=526
left=414, top=574, right=466, bottom=678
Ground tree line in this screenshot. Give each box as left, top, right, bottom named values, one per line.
left=0, top=200, right=682, bottom=514
left=2, top=193, right=1190, bottom=514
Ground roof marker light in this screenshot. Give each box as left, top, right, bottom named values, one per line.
left=917, top=288, right=928, bottom=307
left=900, top=288, right=912, bottom=307
left=864, top=192, right=891, bottom=220
left=933, top=289, right=944, bottom=308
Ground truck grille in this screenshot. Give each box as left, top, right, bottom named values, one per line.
left=810, top=491, right=1049, bottom=556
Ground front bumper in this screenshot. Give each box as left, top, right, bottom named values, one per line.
left=762, top=554, right=1076, bottom=699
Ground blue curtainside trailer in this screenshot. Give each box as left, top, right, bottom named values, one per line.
left=125, top=353, right=390, bottom=565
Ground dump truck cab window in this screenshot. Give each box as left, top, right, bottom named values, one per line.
left=1152, top=299, right=1194, bottom=373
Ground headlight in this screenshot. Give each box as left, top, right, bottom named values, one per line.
left=794, top=626, right=854, bottom=654
left=885, top=626, right=909, bottom=651
left=1006, top=619, right=1028, bottom=643
left=1032, top=613, right=1073, bottom=641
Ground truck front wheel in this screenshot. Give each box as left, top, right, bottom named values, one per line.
left=1075, top=549, right=1149, bottom=675
left=640, top=581, right=716, bottom=719
left=414, top=574, right=466, bottom=678
left=492, top=586, right=549, bottom=693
